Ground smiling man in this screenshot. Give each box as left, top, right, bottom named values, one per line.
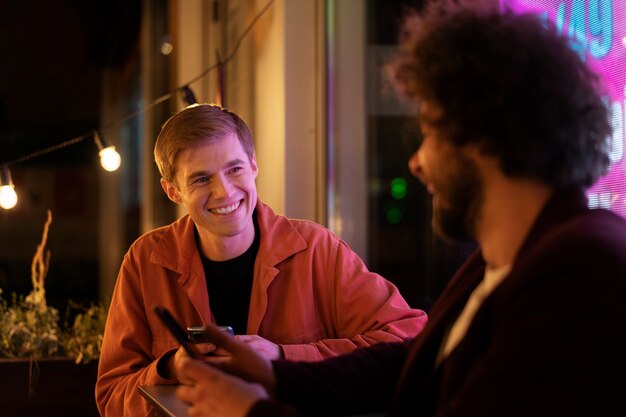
left=161, top=131, right=259, bottom=261
left=95, top=104, right=427, bottom=417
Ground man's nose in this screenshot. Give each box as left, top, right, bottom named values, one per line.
left=212, top=175, right=234, bottom=199
left=408, top=149, right=422, bottom=179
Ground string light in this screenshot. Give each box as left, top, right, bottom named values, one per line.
left=94, top=131, right=122, bottom=172
left=0, top=165, right=18, bottom=210
left=0, top=0, right=274, bottom=210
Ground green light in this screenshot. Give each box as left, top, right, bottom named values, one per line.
left=386, top=208, right=402, bottom=224
left=390, top=177, right=407, bottom=200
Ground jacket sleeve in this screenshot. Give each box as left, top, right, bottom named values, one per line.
left=267, top=341, right=410, bottom=416
left=95, top=256, right=175, bottom=417
left=281, top=240, right=427, bottom=361
left=247, top=400, right=301, bottom=417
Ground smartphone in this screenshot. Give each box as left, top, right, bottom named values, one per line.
left=187, top=325, right=234, bottom=343
left=152, top=305, right=201, bottom=359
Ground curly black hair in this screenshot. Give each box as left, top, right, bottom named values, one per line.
left=393, top=5, right=611, bottom=188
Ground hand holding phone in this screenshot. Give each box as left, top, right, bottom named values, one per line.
left=187, top=325, right=234, bottom=343
left=152, top=305, right=201, bottom=360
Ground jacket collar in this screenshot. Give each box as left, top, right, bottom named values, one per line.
left=150, top=215, right=201, bottom=277
left=254, top=199, right=308, bottom=267
left=148, top=198, right=308, bottom=275
left=515, top=187, right=588, bottom=260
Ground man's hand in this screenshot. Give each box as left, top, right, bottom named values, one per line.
left=191, top=324, right=277, bottom=394
left=164, top=342, right=217, bottom=383
left=233, top=335, right=283, bottom=360
left=176, top=358, right=269, bottom=417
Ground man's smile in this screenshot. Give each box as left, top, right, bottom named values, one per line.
left=209, top=199, right=243, bottom=215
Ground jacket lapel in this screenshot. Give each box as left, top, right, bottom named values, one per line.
left=246, top=200, right=308, bottom=334
left=390, top=250, right=485, bottom=416
left=150, top=215, right=213, bottom=324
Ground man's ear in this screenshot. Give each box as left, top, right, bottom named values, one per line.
left=250, top=152, right=259, bottom=179
left=160, top=178, right=182, bottom=204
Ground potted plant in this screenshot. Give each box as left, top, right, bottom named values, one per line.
left=0, top=210, right=108, bottom=417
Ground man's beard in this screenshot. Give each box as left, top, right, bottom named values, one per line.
left=432, top=155, right=483, bottom=242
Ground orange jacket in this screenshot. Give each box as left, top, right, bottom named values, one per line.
left=96, top=200, right=427, bottom=416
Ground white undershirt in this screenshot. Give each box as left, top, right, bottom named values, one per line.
left=436, top=263, right=512, bottom=365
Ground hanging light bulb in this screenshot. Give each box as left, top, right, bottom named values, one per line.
left=99, top=147, right=122, bottom=172
left=94, top=130, right=121, bottom=172
left=161, top=34, right=174, bottom=55
left=0, top=165, right=18, bottom=209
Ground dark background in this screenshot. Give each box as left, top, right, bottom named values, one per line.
left=0, top=0, right=142, bottom=310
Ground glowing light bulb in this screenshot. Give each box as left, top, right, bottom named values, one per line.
left=161, top=35, right=173, bottom=55
left=0, top=184, right=17, bottom=209
left=99, top=146, right=122, bottom=171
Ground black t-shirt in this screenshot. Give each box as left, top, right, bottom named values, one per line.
left=199, top=214, right=260, bottom=335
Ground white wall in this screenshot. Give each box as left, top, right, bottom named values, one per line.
left=252, top=0, right=326, bottom=222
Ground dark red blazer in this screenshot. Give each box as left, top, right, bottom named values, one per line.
left=251, top=188, right=626, bottom=417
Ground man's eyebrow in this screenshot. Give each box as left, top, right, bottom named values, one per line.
left=225, top=158, right=246, bottom=168
left=185, top=159, right=247, bottom=180
left=186, top=169, right=213, bottom=181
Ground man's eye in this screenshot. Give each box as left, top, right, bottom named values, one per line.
left=228, top=167, right=243, bottom=175
left=194, top=177, right=209, bottom=184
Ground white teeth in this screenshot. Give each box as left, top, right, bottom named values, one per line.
left=210, top=201, right=241, bottom=215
